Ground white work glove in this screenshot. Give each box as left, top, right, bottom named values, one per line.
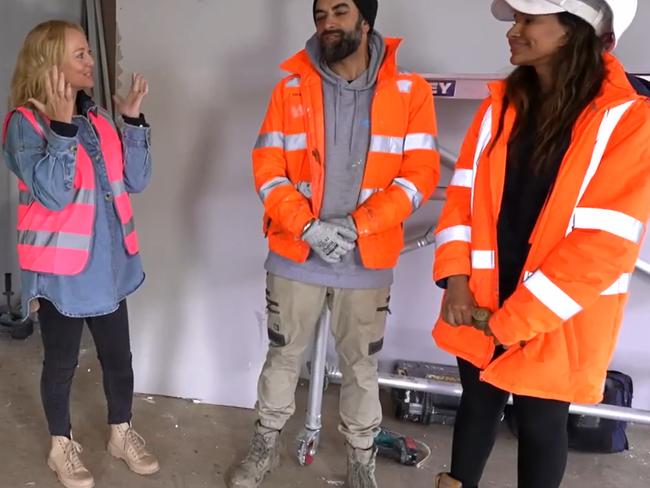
left=302, top=218, right=358, bottom=264
left=330, top=215, right=357, bottom=235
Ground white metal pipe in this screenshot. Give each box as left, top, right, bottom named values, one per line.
left=439, top=146, right=457, bottom=170
left=635, top=259, right=650, bottom=277
left=402, top=227, right=436, bottom=254
left=304, top=309, right=329, bottom=431
left=568, top=403, right=650, bottom=424
left=327, top=371, right=650, bottom=425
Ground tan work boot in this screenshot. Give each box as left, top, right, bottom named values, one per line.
left=346, top=444, right=378, bottom=488
left=47, top=435, right=95, bottom=488
left=227, top=422, right=281, bottom=488
left=435, top=473, right=463, bottom=487
left=107, top=422, right=160, bottom=475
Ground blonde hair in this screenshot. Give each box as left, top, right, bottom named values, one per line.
left=9, top=20, right=84, bottom=109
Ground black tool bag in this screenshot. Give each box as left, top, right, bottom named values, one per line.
left=567, top=370, right=633, bottom=453
left=505, top=370, right=633, bottom=453
left=392, top=361, right=461, bottom=425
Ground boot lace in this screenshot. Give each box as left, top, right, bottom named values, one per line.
left=244, top=431, right=274, bottom=469
left=124, top=427, right=148, bottom=460
left=63, top=439, right=86, bottom=473
left=349, top=450, right=377, bottom=488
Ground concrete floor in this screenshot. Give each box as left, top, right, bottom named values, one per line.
left=0, top=327, right=649, bottom=488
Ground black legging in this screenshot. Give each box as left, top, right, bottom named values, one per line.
left=38, top=299, right=134, bottom=437
left=450, top=357, right=570, bottom=488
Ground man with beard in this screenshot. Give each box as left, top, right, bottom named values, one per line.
left=227, top=1, right=439, bottom=487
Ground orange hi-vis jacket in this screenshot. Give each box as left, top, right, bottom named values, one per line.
left=2, top=107, right=139, bottom=276
left=433, top=53, right=650, bottom=404
left=253, top=38, right=440, bottom=269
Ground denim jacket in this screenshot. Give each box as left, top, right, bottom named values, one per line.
left=2, top=92, right=152, bottom=318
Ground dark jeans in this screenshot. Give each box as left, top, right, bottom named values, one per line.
left=38, top=299, right=134, bottom=437
left=451, top=357, right=570, bottom=488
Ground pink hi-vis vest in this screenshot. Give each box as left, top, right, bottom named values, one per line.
left=2, top=107, right=139, bottom=276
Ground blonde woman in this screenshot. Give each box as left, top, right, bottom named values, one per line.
left=3, top=21, right=159, bottom=488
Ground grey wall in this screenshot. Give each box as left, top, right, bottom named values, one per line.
left=113, top=0, right=648, bottom=410
left=0, top=0, right=84, bottom=296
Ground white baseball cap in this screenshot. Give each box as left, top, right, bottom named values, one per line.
left=491, top=0, right=637, bottom=47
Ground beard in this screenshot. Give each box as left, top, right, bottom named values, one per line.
left=319, top=17, right=363, bottom=64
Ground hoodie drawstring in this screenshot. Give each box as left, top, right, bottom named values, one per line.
left=350, top=90, right=358, bottom=152
left=334, top=82, right=341, bottom=145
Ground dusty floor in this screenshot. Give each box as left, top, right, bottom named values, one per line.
left=0, top=326, right=649, bottom=488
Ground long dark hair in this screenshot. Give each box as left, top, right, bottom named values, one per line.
left=491, top=12, right=606, bottom=173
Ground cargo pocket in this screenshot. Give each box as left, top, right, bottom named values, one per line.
left=265, top=288, right=285, bottom=347
left=368, top=294, right=390, bottom=355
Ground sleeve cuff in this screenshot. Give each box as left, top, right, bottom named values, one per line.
left=350, top=208, right=371, bottom=237
left=488, top=315, right=518, bottom=347
left=50, top=121, right=78, bottom=138
left=122, top=113, right=149, bottom=127
left=293, top=213, right=315, bottom=240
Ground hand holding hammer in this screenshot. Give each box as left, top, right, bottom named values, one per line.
left=471, top=307, right=502, bottom=346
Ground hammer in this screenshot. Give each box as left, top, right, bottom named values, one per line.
left=471, top=307, right=491, bottom=331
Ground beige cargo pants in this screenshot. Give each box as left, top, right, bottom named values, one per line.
left=257, top=273, right=390, bottom=449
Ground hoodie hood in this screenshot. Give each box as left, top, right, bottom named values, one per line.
left=305, top=30, right=385, bottom=90
left=304, top=31, right=385, bottom=149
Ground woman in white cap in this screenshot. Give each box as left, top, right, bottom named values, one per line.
left=432, top=1, right=647, bottom=487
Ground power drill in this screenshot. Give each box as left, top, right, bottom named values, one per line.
left=374, top=427, right=419, bottom=466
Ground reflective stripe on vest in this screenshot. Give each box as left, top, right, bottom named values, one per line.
left=404, top=133, right=439, bottom=152
left=435, top=225, right=471, bottom=248
left=18, top=190, right=33, bottom=205
left=570, top=207, right=644, bottom=244
left=370, top=135, right=404, bottom=155
left=18, top=230, right=92, bottom=250
left=370, top=133, right=439, bottom=155
left=523, top=270, right=632, bottom=300
left=471, top=106, right=494, bottom=214
left=255, top=132, right=284, bottom=149
left=523, top=270, right=583, bottom=321
left=358, top=188, right=381, bottom=205
left=259, top=176, right=292, bottom=202
left=18, top=184, right=95, bottom=255
left=123, top=216, right=136, bottom=236
left=472, top=250, right=496, bottom=270
left=397, top=79, right=413, bottom=93
left=450, top=169, right=473, bottom=189
left=111, top=180, right=127, bottom=197
left=18, top=186, right=95, bottom=208
left=601, top=273, right=631, bottom=295
left=255, top=132, right=307, bottom=152
left=285, top=77, right=300, bottom=88
left=392, top=177, right=423, bottom=212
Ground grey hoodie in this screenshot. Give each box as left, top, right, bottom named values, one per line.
left=264, top=32, right=393, bottom=289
